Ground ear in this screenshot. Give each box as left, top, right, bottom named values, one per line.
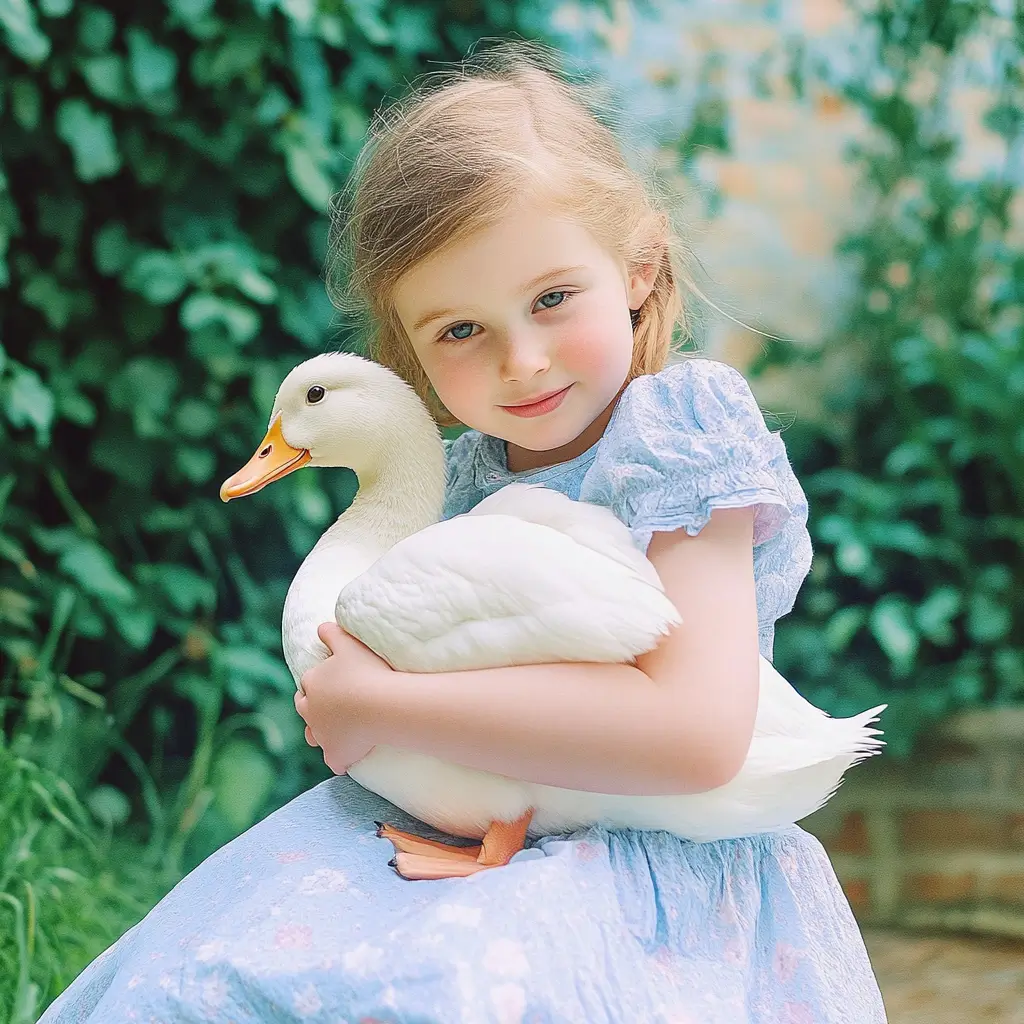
left=626, top=251, right=662, bottom=310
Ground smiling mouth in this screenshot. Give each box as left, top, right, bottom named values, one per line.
left=499, top=384, right=574, bottom=418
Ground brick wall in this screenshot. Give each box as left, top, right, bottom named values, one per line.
left=804, top=709, right=1024, bottom=939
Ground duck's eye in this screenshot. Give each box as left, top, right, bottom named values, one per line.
left=306, top=385, right=326, bottom=404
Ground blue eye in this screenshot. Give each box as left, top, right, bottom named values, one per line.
left=447, top=322, right=475, bottom=341
left=536, top=291, right=566, bottom=310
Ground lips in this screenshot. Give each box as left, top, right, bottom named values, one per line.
left=499, top=384, right=574, bottom=419
left=503, top=385, right=571, bottom=408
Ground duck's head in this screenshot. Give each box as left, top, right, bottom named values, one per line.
left=220, top=352, right=433, bottom=501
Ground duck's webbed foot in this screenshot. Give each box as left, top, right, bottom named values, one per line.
left=375, top=821, right=481, bottom=861
left=375, top=811, right=533, bottom=880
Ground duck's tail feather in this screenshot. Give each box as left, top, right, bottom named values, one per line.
left=644, top=704, right=887, bottom=843
left=695, top=704, right=887, bottom=839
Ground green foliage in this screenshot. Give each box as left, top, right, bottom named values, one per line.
left=757, top=0, right=1024, bottom=755
left=0, top=0, right=587, bottom=1010
left=0, top=734, right=164, bottom=1023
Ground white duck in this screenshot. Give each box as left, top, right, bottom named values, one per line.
left=221, top=353, right=884, bottom=880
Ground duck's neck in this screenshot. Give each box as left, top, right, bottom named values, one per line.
left=326, top=419, right=447, bottom=550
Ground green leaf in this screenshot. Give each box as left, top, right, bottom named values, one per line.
left=214, top=646, right=294, bottom=692
left=54, top=379, right=97, bottom=426
left=884, top=440, right=930, bottom=475
left=825, top=605, right=866, bottom=653
left=180, top=293, right=260, bottom=345
left=91, top=430, right=159, bottom=487
left=967, top=592, right=1012, bottom=645
left=191, top=31, right=264, bottom=86
left=108, top=357, right=178, bottom=436
left=870, top=596, right=918, bottom=676
left=210, top=738, right=276, bottom=831
left=316, top=13, right=345, bottom=47
left=348, top=2, right=390, bottom=45
left=915, top=586, right=961, bottom=645
left=864, top=520, right=933, bottom=556
left=0, top=0, right=51, bottom=64
left=255, top=85, right=291, bottom=126
left=0, top=585, right=36, bottom=629
left=279, top=0, right=314, bottom=28
left=39, top=0, right=73, bottom=16
left=141, top=505, right=193, bottom=532
left=295, top=476, right=331, bottom=525
left=2, top=363, right=55, bottom=444
left=236, top=267, right=277, bottom=304
left=31, top=524, right=80, bottom=555
left=55, top=98, right=121, bottom=182
left=993, top=649, right=1024, bottom=697
left=108, top=601, right=156, bottom=648
left=390, top=5, right=437, bottom=55
left=174, top=445, right=216, bottom=484
left=126, top=26, right=178, bottom=95
left=835, top=539, right=871, bottom=576
left=166, top=0, right=214, bottom=19
left=978, top=564, right=1012, bottom=592
left=77, top=5, right=115, bottom=50
left=10, top=78, right=41, bottom=130
left=79, top=53, right=128, bottom=103
left=282, top=140, right=333, bottom=212
left=22, top=273, right=74, bottom=329
left=93, top=221, right=132, bottom=274
left=58, top=540, right=135, bottom=603
left=173, top=398, right=218, bottom=438
left=124, top=250, right=188, bottom=304
left=87, top=785, right=131, bottom=827
left=137, top=563, right=216, bottom=615
left=278, top=279, right=333, bottom=347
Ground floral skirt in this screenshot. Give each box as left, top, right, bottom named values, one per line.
left=41, top=776, right=886, bottom=1023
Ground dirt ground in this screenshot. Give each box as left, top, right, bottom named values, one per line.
left=864, top=930, right=1024, bottom=1023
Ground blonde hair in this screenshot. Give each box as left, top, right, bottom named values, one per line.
left=328, top=41, right=691, bottom=426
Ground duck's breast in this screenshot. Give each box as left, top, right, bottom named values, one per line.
left=283, top=536, right=383, bottom=683
left=348, top=748, right=531, bottom=840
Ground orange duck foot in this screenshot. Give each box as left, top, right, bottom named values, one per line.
left=375, top=811, right=533, bottom=881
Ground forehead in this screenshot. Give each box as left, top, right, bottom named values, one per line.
left=392, top=204, right=614, bottom=316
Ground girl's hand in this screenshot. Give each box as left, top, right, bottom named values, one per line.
left=294, top=622, right=390, bottom=775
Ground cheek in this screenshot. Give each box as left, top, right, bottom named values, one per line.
left=421, top=350, right=491, bottom=416
left=555, top=307, right=632, bottom=384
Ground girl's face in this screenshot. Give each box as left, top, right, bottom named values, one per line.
left=392, top=202, right=656, bottom=468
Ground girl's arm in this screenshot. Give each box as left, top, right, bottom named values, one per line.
left=301, top=506, right=761, bottom=796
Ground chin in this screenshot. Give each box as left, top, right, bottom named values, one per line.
left=509, top=417, right=593, bottom=453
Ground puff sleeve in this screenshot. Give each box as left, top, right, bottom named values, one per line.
left=441, top=431, right=486, bottom=520
left=579, top=359, right=807, bottom=554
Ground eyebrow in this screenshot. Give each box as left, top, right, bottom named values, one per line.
left=410, top=264, right=587, bottom=333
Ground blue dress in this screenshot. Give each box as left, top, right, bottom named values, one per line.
left=41, top=359, right=886, bottom=1024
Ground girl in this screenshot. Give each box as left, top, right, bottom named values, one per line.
left=42, top=44, right=886, bottom=1024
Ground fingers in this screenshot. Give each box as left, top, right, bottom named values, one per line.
left=295, top=688, right=318, bottom=747
left=317, top=621, right=344, bottom=650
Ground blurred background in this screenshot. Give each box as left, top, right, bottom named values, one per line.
left=0, top=0, right=1021, bottom=1020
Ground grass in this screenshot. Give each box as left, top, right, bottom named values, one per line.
left=0, top=738, right=169, bottom=1023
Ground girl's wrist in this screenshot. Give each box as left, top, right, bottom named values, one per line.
left=355, top=667, right=434, bottom=751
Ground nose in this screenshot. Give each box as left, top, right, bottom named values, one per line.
left=498, top=329, right=550, bottom=383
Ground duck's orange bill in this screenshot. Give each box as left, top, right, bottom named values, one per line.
left=220, top=414, right=311, bottom=501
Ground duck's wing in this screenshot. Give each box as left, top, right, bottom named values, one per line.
left=336, top=512, right=680, bottom=674
left=468, top=484, right=663, bottom=587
